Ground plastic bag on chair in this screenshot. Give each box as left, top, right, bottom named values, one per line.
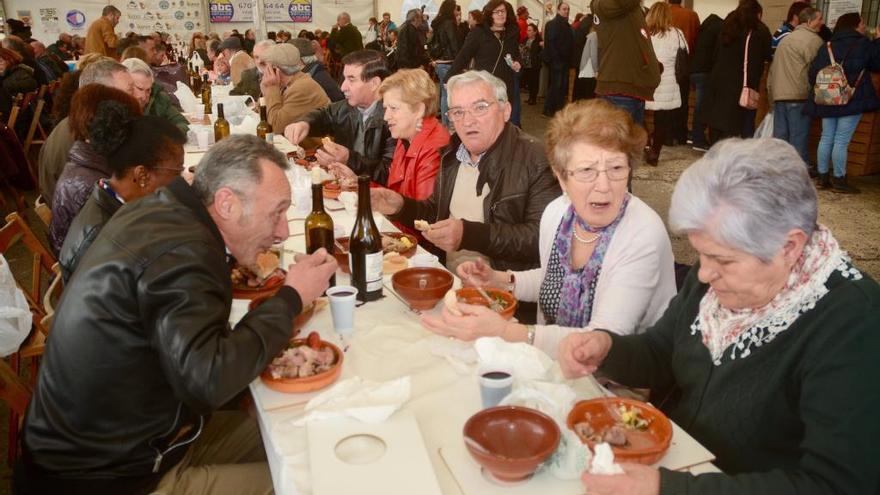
left=754, top=111, right=774, bottom=139
left=0, top=255, right=32, bottom=357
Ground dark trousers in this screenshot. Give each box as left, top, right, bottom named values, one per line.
left=510, top=72, right=522, bottom=127
left=603, top=95, right=645, bottom=126
left=652, top=109, right=675, bottom=154
left=673, top=77, right=690, bottom=142
left=690, top=72, right=709, bottom=146
left=572, top=77, right=597, bottom=101
left=523, top=67, right=540, bottom=103
left=544, top=63, right=568, bottom=116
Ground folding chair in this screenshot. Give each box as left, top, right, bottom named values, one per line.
left=0, top=212, right=59, bottom=318
left=34, top=195, right=51, bottom=228
left=0, top=357, right=33, bottom=466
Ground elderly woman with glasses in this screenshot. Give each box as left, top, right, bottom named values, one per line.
left=568, top=138, right=880, bottom=495
left=421, top=99, right=677, bottom=356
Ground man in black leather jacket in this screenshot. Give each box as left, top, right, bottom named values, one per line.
left=16, top=135, right=337, bottom=494
left=371, top=70, right=561, bottom=322
left=284, top=49, right=396, bottom=185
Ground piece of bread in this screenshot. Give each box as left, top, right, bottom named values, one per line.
left=254, top=251, right=280, bottom=280
left=444, top=290, right=463, bottom=316
left=414, top=219, right=430, bottom=232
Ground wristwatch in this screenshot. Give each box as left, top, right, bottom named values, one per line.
left=526, top=324, right=536, bottom=346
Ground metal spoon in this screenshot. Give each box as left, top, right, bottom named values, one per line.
left=466, top=275, right=503, bottom=313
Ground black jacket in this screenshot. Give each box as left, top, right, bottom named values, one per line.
left=447, top=24, right=522, bottom=102
left=544, top=14, right=574, bottom=67
left=58, top=183, right=121, bottom=283
left=305, top=61, right=345, bottom=102
left=430, top=17, right=463, bottom=61
left=397, top=21, right=429, bottom=69
left=300, top=100, right=396, bottom=185
left=391, top=123, right=561, bottom=273
left=691, top=14, right=722, bottom=74
left=19, top=178, right=302, bottom=494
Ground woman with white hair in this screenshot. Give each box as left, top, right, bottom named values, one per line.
left=122, top=57, right=189, bottom=133
left=563, top=138, right=880, bottom=495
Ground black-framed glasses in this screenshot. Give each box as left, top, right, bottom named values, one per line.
left=492, top=8, right=506, bottom=15
left=445, top=101, right=497, bottom=122
left=565, top=164, right=630, bottom=183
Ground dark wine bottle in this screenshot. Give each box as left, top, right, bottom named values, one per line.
left=256, top=98, right=273, bottom=142
left=214, top=103, right=230, bottom=141
left=201, top=74, right=211, bottom=115
left=349, top=176, right=383, bottom=302
left=305, top=170, right=336, bottom=288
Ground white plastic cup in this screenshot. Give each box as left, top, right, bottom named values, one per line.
left=192, top=104, right=205, bottom=122
left=478, top=368, right=513, bottom=409
left=326, top=285, right=358, bottom=335
left=195, top=129, right=211, bottom=150
left=410, top=253, right=439, bottom=268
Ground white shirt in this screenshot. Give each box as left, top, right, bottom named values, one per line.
left=514, top=194, right=677, bottom=358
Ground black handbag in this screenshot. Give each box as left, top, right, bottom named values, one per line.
left=674, top=29, right=689, bottom=83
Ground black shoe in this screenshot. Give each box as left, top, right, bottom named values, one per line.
left=644, top=147, right=660, bottom=166
left=831, top=175, right=860, bottom=194
left=817, top=173, right=832, bottom=189
left=807, top=166, right=819, bottom=178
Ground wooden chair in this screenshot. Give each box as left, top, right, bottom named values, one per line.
left=0, top=212, right=58, bottom=318
left=5, top=93, right=24, bottom=128
left=0, top=357, right=33, bottom=465
left=34, top=195, right=51, bottom=228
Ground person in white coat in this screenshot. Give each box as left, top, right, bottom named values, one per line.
left=420, top=99, right=677, bottom=360
left=644, top=2, right=688, bottom=165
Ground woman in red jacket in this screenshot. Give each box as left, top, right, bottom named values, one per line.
left=380, top=68, right=449, bottom=201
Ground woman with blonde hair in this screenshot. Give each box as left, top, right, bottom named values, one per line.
left=422, top=99, right=676, bottom=356
left=644, top=1, right=687, bottom=165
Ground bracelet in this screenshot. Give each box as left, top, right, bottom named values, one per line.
left=526, top=324, right=536, bottom=346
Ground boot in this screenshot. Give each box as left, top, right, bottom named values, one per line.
left=644, top=146, right=660, bottom=166
left=831, top=175, right=861, bottom=194
left=817, top=173, right=832, bottom=189
left=806, top=165, right=819, bottom=178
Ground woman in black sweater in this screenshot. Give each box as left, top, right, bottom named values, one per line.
left=564, top=138, right=880, bottom=495
left=446, top=0, right=522, bottom=125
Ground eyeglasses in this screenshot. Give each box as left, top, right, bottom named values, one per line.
left=446, top=101, right=497, bottom=122
left=492, top=8, right=506, bottom=15
left=564, top=164, right=630, bottom=183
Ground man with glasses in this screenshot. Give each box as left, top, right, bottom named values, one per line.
left=371, top=70, right=561, bottom=322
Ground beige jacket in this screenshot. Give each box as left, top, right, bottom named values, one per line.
left=264, top=71, right=329, bottom=147
left=768, top=24, right=824, bottom=102
left=84, top=17, right=118, bottom=57
left=229, top=51, right=255, bottom=86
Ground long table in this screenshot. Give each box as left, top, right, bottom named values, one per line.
left=194, top=135, right=720, bottom=495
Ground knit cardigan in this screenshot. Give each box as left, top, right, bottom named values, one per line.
left=599, top=262, right=880, bottom=495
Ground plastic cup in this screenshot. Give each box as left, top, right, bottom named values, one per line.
left=478, top=369, right=513, bottom=409
left=195, top=129, right=211, bottom=150
left=191, top=104, right=205, bottom=122
left=410, top=253, right=439, bottom=268
left=326, top=285, right=358, bottom=335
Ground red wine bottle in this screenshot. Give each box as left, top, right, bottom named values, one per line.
left=305, top=174, right=336, bottom=288
left=349, top=176, right=383, bottom=302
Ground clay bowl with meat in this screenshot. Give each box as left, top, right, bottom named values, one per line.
left=333, top=233, right=419, bottom=274
left=566, top=397, right=672, bottom=465
left=260, top=334, right=344, bottom=394
left=463, top=406, right=560, bottom=482
left=248, top=295, right=318, bottom=334
left=231, top=267, right=286, bottom=300
left=391, top=267, right=454, bottom=311
left=455, top=288, right=517, bottom=320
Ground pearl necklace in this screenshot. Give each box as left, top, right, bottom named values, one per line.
left=573, top=225, right=600, bottom=244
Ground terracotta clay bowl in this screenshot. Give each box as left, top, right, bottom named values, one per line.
left=463, top=406, right=561, bottom=482
left=455, top=287, right=517, bottom=320
left=232, top=269, right=285, bottom=300
left=260, top=338, right=344, bottom=394
left=333, top=233, right=419, bottom=274
left=566, top=397, right=672, bottom=465
left=248, top=295, right=317, bottom=334
left=391, top=267, right=454, bottom=311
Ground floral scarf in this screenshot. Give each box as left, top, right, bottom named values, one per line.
left=693, top=225, right=862, bottom=365
left=540, top=194, right=631, bottom=327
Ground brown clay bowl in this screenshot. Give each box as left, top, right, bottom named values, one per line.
left=333, top=233, right=419, bottom=274
left=463, top=406, right=561, bottom=482
left=232, top=269, right=285, bottom=300
left=248, top=295, right=317, bottom=334
left=566, top=397, right=672, bottom=465
left=260, top=338, right=344, bottom=393
left=391, top=267, right=454, bottom=311
left=455, top=288, right=517, bottom=320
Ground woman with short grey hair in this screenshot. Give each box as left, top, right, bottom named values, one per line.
left=562, top=138, right=880, bottom=495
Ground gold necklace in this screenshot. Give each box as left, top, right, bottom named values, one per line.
left=573, top=225, right=600, bottom=244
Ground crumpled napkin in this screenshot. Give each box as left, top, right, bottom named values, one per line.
left=590, top=442, right=624, bottom=475
left=428, top=335, right=478, bottom=374
left=174, top=82, right=201, bottom=114
left=290, top=376, right=411, bottom=426
left=474, top=336, right=554, bottom=381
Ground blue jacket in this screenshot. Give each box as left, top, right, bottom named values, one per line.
left=805, top=29, right=880, bottom=118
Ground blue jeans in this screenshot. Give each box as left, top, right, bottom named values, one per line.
left=435, top=63, right=452, bottom=127
left=690, top=73, right=709, bottom=146
left=603, top=95, right=645, bottom=126
left=772, top=101, right=811, bottom=165
left=510, top=71, right=521, bottom=126
left=544, top=64, right=568, bottom=116
left=817, top=114, right=861, bottom=177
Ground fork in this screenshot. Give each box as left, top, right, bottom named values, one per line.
left=466, top=275, right=504, bottom=312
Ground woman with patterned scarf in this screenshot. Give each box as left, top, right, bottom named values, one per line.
left=420, top=99, right=678, bottom=358
left=566, top=138, right=880, bottom=495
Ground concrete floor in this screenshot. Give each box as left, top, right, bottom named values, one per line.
left=0, top=100, right=877, bottom=492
